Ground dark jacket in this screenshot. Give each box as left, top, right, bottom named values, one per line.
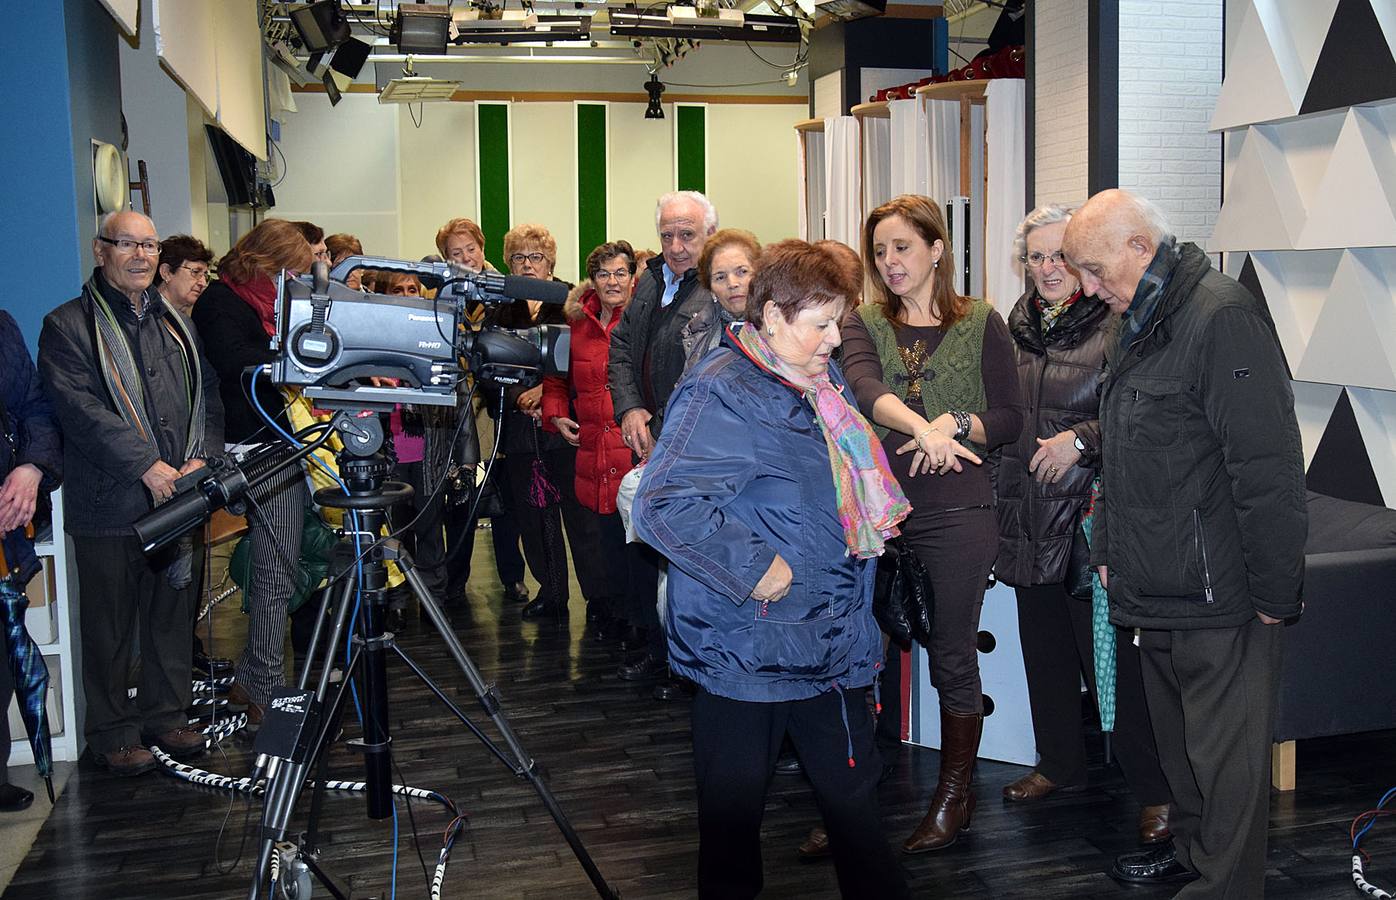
left=39, top=274, right=224, bottom=537
left=1093, top=243, right=1306, bottom=628
left=608, top=255, right=715, bottom=440
left=191, top=280, right=286, bottom=444
left=1, top=311, right=61, bottom=581
left=541, top=285, right=632, bottom=514
left=0, top=312, right=61, bottom=493
left=490, top=293, right=569, bottom=456
left=633, top=337, right=883, bottom=702
left=995, top=291, right=1110, bottom=587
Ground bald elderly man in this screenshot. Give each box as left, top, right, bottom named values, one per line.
left=39, top=211, right=224, bottom=776
left=1063, top=190, right=1305, bottom=897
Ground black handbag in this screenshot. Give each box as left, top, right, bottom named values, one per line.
left=1063, top=524, right=1094, bottom=601
left=872, top=536, right=935, bottom=649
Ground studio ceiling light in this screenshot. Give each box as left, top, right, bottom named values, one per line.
left=644, top=73, right=665, bottom=119
left=379, top=75, right=464, bottom=103
left=392, top=3, right=453, bottom=54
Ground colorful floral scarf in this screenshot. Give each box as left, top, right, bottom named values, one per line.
left=733, top=323, right=910, bottom=558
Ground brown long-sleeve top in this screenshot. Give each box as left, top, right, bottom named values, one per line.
left=839, top=308, right=1024, bottom=511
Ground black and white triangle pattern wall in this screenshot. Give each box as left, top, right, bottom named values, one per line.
left=1212, top=0, right=1396, bottom=509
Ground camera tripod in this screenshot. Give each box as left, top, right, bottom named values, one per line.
left=246, top=415, right=617, bottom=899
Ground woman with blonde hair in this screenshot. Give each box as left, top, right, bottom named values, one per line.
left=193, top=218, right=315, bottom=729
left=840, top=194, right=1023, bottom=853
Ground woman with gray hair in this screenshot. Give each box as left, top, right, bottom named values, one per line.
left=993, top=204, right=1174, bottom=846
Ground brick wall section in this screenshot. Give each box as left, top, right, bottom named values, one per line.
left=1033, top=0, right=1090, bottom=208
left=1117, top=0, right=1223, bottom=243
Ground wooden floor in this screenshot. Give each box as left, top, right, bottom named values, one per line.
left=5, top=535, right=1394, bottom=899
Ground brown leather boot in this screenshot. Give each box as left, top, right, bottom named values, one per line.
left=903, top=708, right=983, bottom=853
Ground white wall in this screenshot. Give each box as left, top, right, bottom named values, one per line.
left=1033, top=0, right=1090, bottom=207
left=272, top=96, right=804, bottom=283
left=1118, top=0, right=1223, bottom=243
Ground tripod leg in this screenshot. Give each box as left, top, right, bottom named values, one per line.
left=247, top=571, right=358, bottom=900
left=397, top=553, right=619, bottom=900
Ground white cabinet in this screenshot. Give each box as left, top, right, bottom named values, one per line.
left=7, top=487, right=82, bottom=765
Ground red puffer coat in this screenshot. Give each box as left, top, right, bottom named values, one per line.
left=542, top=285, right=633, bottom=514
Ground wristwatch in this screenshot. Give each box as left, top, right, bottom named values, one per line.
left=1073, top=434, right=1087, bottom=452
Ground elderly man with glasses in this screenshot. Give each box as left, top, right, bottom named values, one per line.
left=37, top=210, right=224, bottom=776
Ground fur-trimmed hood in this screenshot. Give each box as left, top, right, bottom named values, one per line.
left=563, top=282, right=592, bottom=322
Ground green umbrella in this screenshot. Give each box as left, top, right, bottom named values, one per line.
left=1080, top=478, right=1117, bottom=741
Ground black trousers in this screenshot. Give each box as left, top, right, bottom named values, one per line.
left=1014, top=582, right=1171, bottom=804
left=503, top=446, right=610, bottom=609
left=391, top=460, right=448, bottom=601
left=73, top=534, right=195, bottom=752
left=1139, top=619, right=1282, bottom=898
left=899, top=506, right=998, bottom=713
left=690, top=687, right=911, bottom=900
left=592, top=507, right=662, bottom=633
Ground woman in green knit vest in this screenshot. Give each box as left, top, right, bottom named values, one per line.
left=841, top=194, right=1024, bottom=855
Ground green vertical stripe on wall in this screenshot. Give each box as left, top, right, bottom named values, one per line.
left=676, top=105, right=705, bottom=193
left=576, top=103, right=607, bottom=275
left=477, top=103, right=510, bottom=272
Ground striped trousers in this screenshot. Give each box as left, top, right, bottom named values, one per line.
left=236, top=464, right=307, bottom=705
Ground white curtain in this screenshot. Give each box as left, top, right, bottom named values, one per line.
left=861, top=116, right=892, bottom=217
left=824, top=116, right=863, bottom=250
left=888, top=98, right=928, bottom=198
left=797, top=129, right=809, bottom=241
left=986, top=79, right=1027, bottom=316
left=804, top=130, right=827, bottom=241
left=925, top=98, right=960, bottom=206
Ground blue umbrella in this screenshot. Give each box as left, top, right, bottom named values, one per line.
left=1, top=527, right=55, bottom=804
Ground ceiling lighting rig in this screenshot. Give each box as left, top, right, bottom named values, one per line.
left=608, top=4, right=802, bottom=42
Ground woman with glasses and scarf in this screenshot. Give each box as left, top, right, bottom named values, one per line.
left=994, top=204, right=1173, bottom=846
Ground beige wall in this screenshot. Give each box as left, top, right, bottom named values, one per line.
left=272, top=94, right=804, bottom=282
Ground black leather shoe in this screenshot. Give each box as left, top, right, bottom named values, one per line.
left=652, top=677, right=690, bottom=701
left=618, top=653, right=667, bottom=681
left=522, top=597, right=566, bottom=621
left=193, top=651, right=234, bottom=677
left=0, top=784, right=34, bottom=812
left=1110, top=845, right=1197, bottom=885
left=774, top=752, right=804, bottom=777
left=503, top=581, right=530, bottom=604
left=385, top=608, right=407, bottom=635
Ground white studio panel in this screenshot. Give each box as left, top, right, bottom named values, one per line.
left=1349, top=386, right=1396, bottom=506
left=1296, top=106, right=1396, bottom=249
left=985, top=79, right=1026, bottom=315
left=814, top=71, right=844, bottom=120
left=1209, top=0, right=1338, bottom=131
left=910, top=580, right=1036, bottom=766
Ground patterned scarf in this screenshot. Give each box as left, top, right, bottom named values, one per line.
left=733, top=323, right=909, bottom=558
left=84, top=274, right=206, bottom=463
left=1036, top=287, right=1083, bottom=334
left=1118, top=238, right=1180, bottom=351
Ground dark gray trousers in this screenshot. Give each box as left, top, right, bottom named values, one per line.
left=74, top=534, right=194, bottom=753
left=1015, top=581, right=1171, bottom=804
left=1138, top=618, right=1282, bottom=898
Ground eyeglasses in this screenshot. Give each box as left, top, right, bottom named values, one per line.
left=179, top=265, right=211, bottom=282
left=594, top=269, right=631, bottom=282
left=1021, top=250, right=1067, bottom=269
left=509, top=252, right=547, bottom=265
left=99, top=235, right=161, bottom=255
